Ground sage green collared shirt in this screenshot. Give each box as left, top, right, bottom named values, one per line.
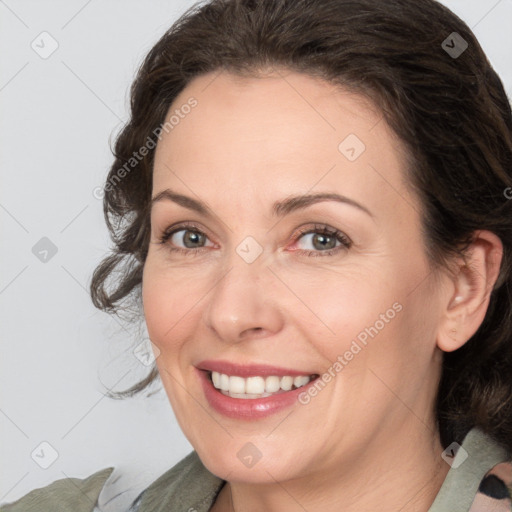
left=2, top=428, right=511, bottom=512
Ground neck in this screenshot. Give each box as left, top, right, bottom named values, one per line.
left=212, top=424, right=449, bottom=512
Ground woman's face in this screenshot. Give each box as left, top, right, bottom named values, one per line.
left=142, top=69, right=449, bottom=483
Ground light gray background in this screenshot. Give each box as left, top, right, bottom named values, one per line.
left=1, top=0, right=511, bottom=505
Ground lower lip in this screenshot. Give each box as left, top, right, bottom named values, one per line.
left=197, top=369, right=316, bottom=419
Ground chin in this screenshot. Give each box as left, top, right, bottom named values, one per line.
left=193, top=436, right=308, bottom=484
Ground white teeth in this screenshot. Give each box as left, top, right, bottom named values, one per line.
left=246, top=376, right=265, bottom=394
left=220, top=373, right=230, bottom=392
left=210, top=371, right=313, bottom=398
left=294, top=376, right=310, bottom=388
left=265, top=376, right=281, bottom=393
left=280, top=376, right=293, bottom=391
left=229, top=392, right=273, bottom=399
left=229, top=376, right=245, bottom=394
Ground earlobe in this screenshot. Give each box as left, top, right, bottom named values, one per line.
left=436, top=231, right=503, bottom=353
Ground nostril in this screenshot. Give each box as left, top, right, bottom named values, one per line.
left=238, top=326, right=265, bottom=340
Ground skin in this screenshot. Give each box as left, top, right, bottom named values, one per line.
left=142, top=68, right=503, bottom=512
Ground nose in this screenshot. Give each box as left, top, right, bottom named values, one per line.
left=202, top=258, right=285, bottom=344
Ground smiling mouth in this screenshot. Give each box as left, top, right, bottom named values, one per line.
left=207, top=371, right=319, bottom=399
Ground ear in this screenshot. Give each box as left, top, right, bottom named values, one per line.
left=437, top=230, right=503, bottom=353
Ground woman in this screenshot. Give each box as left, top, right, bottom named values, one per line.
left=3, top=0, right=511, bottom=510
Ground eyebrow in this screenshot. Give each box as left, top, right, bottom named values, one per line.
left=150, top=189, right=373, bottom=218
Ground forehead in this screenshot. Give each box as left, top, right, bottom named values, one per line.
left=152, top=69, right=412, bottom=220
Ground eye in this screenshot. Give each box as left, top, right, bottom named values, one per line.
left=157, top=222, right=351, bottom=257
left=158, top=223, right=215, bottom=255
left=170, top=229, right=209, bottom=249
left=291, top=224, right=352, bottom=257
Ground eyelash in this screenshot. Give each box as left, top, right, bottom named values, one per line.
left=157, top=222, right=352, bottom=258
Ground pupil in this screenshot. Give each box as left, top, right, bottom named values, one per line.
left=313, top=233, right=335, bottom=250
left=184, top=231, right=204, bottom=248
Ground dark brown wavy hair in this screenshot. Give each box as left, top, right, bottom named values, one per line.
left=90, top=0, right=512, bottom=451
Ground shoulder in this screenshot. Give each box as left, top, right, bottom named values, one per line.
left=0, top=453, right=223, bottom=512
left=430, top=428, right=512, bottom=512
left=0, top=467, right=115, bottom=512
left=129, top=451, right=224, bottom=512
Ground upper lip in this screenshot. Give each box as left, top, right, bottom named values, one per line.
left=196, top=359, right=317, bottom=378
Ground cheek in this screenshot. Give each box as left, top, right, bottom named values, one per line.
left=141, top=261, right=207, bottom=354
left=141, top=263, right=208, bottom=419
left=287, top=258, right=436, bottom=387
left=282, top=264, right=400, bottom=354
